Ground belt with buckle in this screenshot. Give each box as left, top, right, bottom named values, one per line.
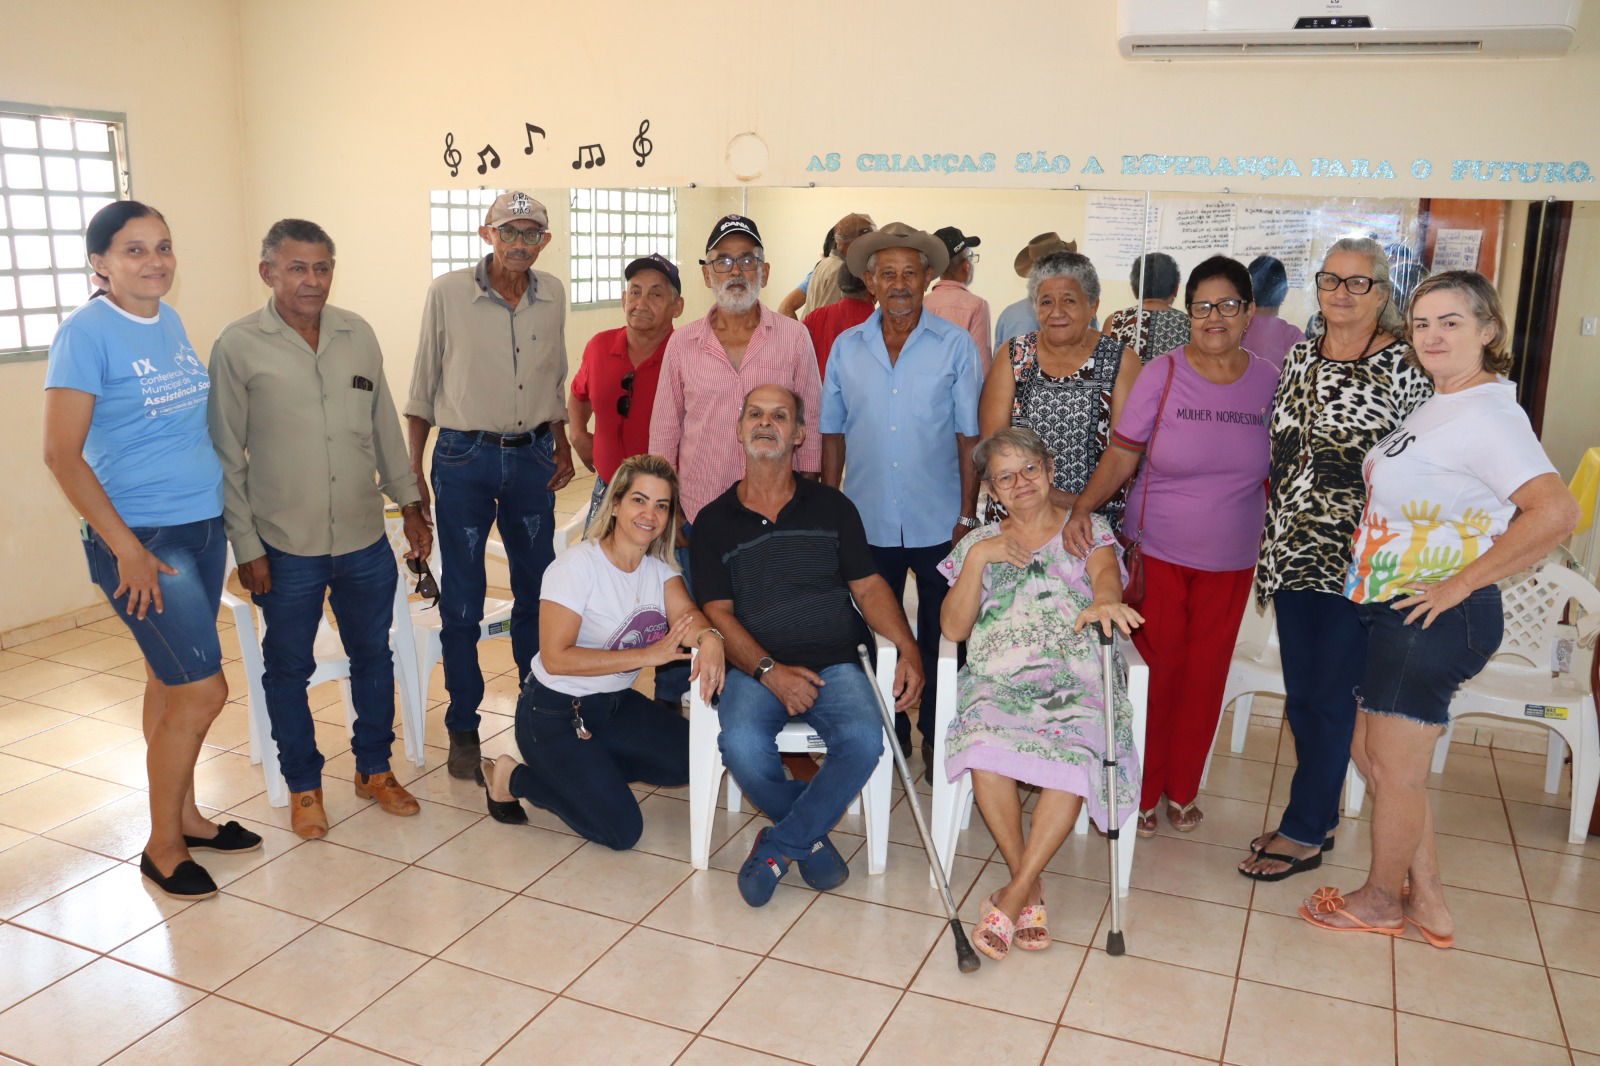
left=478, top=424, right=550, bottom=447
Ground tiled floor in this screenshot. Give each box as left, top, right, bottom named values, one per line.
left=2, top=523, right=1598, bottom=1062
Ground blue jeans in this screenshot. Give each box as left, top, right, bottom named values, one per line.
left=1274, top=589, right=1366, bottom=848
left=431, top=428, right=557, bottom=732
left=511, top=676, right=689, bottom=849
left=256, top=537, right=398, bottom=792
left=870, top=541, right=950, bottom=741
left=650, top=518, right=694, bottom=707
left=716, top=662, right=884, bottom=859
left=82, top=517, right=226, bottom=686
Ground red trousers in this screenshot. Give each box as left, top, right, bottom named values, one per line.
left=1130, top=555, right=1254, bottom=811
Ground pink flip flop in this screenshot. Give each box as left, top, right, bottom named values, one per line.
left=1015, top=901, right=1050, bottom=951
left=974, top=896, right=1014, bottom=961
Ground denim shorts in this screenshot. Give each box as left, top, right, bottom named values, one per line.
left=1355, top=585, right=1502, bottom=726
left=82, top=516, right=226, bottom=686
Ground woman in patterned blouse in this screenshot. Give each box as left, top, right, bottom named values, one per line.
left=1238, top=237, right=1432, bottom=882
left=1102, top=252, right=1192, bottom=366
left=978, top=251, right=1141, bottom=524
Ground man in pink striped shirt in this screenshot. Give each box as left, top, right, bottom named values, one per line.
left=649, top=215, right=822, bottom=535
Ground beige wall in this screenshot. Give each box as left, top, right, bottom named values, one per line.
left=1, top=0, right=252, bottom=634
left=1543, top=202, right=1600, bottom=478
left=5, top=0, right=1600, bottom=633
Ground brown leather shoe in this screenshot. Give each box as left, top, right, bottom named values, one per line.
left=290, top=789, right=329, bottom=839
left=356, top=771, right=421, bottom=816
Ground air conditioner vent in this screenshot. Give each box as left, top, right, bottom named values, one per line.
left=1129, top=39, right=1486, bottom=57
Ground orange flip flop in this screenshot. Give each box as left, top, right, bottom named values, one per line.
left=1298, top=886, right=1404, bottom=937
left=1403, top=914, right=1456, bottom=949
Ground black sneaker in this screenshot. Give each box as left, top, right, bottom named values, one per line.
left=140, top=852, right=218, bottom=900
left=448, top=730, right=482, bottom=780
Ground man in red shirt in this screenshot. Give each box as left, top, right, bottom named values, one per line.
left=802, top=265, right=874, bottom=380
left=568, top=253, right=684, bottom=521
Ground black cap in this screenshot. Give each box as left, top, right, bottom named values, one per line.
left=624, top=253, right=681, bottom=293
left=934, top=226, right=981, bottom=258
left=705, top=214, right=763, bottom=252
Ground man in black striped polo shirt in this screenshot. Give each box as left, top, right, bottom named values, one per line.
left=693, top=384, right=923, bottom=907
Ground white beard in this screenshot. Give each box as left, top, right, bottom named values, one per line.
left=714, top=276, right=761, bottom=314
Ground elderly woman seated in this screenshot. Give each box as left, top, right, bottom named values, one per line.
left=938, top=427, right=1142, bottom=961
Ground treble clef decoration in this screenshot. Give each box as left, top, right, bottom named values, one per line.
left=632, top=119, right=653, bottom=168
left=442, top=132, right=461, bottom=177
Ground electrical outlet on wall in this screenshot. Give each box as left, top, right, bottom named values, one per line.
left=1582, top=316, right=1598, bottom=337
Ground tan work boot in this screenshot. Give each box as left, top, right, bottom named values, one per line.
left=290, top=789, right=329, bottom=839
left=356, top=771, right=421, bottom=816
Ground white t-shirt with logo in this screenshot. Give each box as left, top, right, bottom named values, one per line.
left=1346, top=381, right=1556, bottom=604
left=529, top=541, right=676, bottom=696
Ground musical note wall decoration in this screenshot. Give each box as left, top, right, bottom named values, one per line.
left=572, top=143, right=606, bottom=170
left=523, top=123, right=546, bottom=155
left=477, top=144, right=501, bottom=174
left=633, top=120, right=653, bottom=167
left=442, top=133, right=462, bottom=177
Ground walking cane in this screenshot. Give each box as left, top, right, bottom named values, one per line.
left=856, top=645, right=981, bottom=973
left=1098, top=626, right=1127, bottom=956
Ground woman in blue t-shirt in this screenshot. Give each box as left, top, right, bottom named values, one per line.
left=43, top=201, right=255, bottom=901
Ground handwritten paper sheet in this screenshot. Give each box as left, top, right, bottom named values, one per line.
left=1431, top=228, right=1483, bottom=272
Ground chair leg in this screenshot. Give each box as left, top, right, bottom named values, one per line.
left=1230, top=693, right=1255, bottom=753
left=1116, top=805, right=1135, bottom=899
left=726, top=775, right=744, bottom=815
left=1544, top=731, right=1567, bottom=795
left=1567, top=701, right=1599, bottom=845
left=1343, top=759, right=1367, bottom=818
left=863, top=746, right=892, bottom=875
left=688, top=698, right=722, bottom=870
left=1430, top=718, right=1456, bottom=775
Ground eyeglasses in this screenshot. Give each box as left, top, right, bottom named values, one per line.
left=699, top=254, right=763, bottom=273
left=1189, top=298, right=1247, bottom=319
left=406, top=556, right=439, bottom=608
left=616, top=371, right=636, bottom=417
left=965, top=251, right=981, bottom=264
left=985, top=461, right=1046, bottom=491
left=1315, top=271, right=1377, bottom=295
left=495, top=225, right=547, bottom=245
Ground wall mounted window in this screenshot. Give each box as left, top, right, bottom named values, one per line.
left=428, top=187, right=503, bottom=278
left=568, top=186, right=676, bottom=306
left=0, top=104, right=128, bottom=361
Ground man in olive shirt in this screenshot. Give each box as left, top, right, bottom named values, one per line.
left=405, top=191, right=574, bottom=778
left=208, top=219, right=431, bottom=839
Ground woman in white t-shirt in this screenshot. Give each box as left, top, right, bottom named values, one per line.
left=1299, top=272, right=1578, bottom=948
left=480, top=454, right=725, bottom=848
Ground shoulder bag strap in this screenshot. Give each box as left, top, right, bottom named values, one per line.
left=1133, top=354, right=1179, bottom=541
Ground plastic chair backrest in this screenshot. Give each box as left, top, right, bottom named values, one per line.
left=1493, top=562, right=1600, bottom=679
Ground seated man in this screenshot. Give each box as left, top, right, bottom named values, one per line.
left=694, top=385, right=923, bottom=907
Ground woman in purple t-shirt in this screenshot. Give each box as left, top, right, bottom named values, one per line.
left=1065, top=256, right=1280, bottom=836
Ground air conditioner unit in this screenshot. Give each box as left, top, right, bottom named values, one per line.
left=1118, top=0, right=1581, bottom=59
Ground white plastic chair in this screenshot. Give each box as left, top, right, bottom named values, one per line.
left=688, top=640, right=898, bottom=875
left=1417, top=563, right=1600, bottom=844
left=928, top=633, right=1150, bottom=898
left=225, top=545, right=421, bottom=808
left=384, top=506, right=585, bottom=707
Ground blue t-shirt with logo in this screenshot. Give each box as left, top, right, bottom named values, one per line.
left=45, top=298, right=222, bottom=527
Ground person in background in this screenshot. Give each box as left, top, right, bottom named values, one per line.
left=777, top=227, right=833, bottom=319
left=1239, top=236, right=1433, bottom=882
left=979, top=251, right=1140, bottom=523
left=1302, top=271, right=1577, bottom=944
left=568, top=253, right=684, bottom=527
left=940, top=427, right=1141, bottom=961
left=1241, top=255, right=1305, bottom=368
left=801, top=213, right=877, bottom=316
left=405, top=190, right=574, bottom=780
left=924, top=226, right=993, bottom=373
left=802, top=263, right=874, bottom=380
left=822, top=222, right=981, bottom=774
left=208, top=218, right=431, bottom=840
left=43, top=201, right=250, bottom=900
left=994, top=232, right=1076, bottom=352
left=1066, top=256, right=1279, bottom=835
left=1102, top=252, right=1190, bottom=365
left=480, top=454, right=725, bottom=848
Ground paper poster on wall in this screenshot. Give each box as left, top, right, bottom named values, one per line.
left=1083, top=194, right=1162, bottom=277
left=1155, top=199, right=1237, bottom=281
left=1431, top=228, right=1483, bottom=272
left=1233, top=204, right=1315, bottom=289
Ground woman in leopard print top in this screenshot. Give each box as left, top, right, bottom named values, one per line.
left=1238, top=237, right=1432, bottom=883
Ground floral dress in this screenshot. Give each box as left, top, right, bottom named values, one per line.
left=1104, top=306, right=1191, bottom=366
left=1007, top=330, right=1127, bottom=524
left=937, top=514, right=1141, bottom=830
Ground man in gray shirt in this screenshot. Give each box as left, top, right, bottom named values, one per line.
left=405, top=191, right=574, bottom=778
left=209, top=219, right=431, bottom=839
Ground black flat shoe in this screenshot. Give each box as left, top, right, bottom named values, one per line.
left=480, top=757, right=528, bottom=825
left=140, top=852, right=218, bottom=900
left=183, top=820, right=263, bottom=854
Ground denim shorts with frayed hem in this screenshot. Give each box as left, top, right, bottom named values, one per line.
left=1354, top=584, right=1502, bottom=727
left=82, top=516, right=226, bottom=686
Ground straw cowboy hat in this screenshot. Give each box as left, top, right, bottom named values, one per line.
left=845, top=221, right=950, bottom=278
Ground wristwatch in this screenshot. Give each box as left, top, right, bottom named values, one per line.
left=752, top=656, right=776, bottom=682
left=956, top=515, right=978, bottom=528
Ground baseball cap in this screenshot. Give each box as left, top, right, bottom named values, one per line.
left=705, top=214, right=763, bottom=253
left=934, top=226, right=981, bottom=259
left=484, top=191, right=549, bottom=229
left=624, top=253, right=682, bottom=293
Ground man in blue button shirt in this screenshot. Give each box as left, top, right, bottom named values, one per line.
left=820, top=222, right=981, bottom=777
